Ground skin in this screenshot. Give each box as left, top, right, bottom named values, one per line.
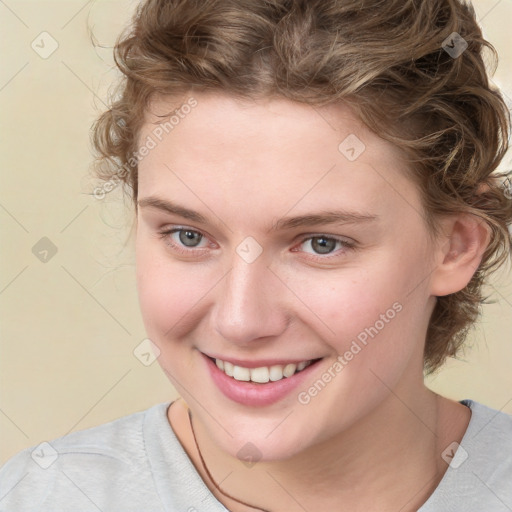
left=135, top=91, right=489, bottom=511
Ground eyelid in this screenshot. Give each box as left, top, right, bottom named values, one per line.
left=292, top=233, right=356, bottom=259
left=296, top=232, right=356, bottom=245
left=158, top=225, right=357, bottom=259
left=158, top=225, right=214, bottom=253
left=159, top=224, right=211, bottom=240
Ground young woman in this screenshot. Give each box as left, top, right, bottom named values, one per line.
left=1, top=0, right=511, bottom=510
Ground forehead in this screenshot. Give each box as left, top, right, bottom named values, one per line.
left=140, top=92, right=399, bottom=162
left=136, top=92, right=422, bottom=228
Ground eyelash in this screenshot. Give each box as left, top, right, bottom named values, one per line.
left=157, top=226, right=356, bottom=261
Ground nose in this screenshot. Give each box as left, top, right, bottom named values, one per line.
left=212, top=253, right=289, bottom=346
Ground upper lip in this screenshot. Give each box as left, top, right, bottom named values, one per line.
left=202, top=351, right=321, bottom=368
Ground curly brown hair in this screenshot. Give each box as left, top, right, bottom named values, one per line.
left=90, top=0, right=512, bottom=373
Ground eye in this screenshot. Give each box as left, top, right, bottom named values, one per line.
left=296, top=235, right=355, bottom=258
left=176, top=229, right=204, bottom=247
left=158, top=227, right=210, bottom=253
left=157, top=227, right=355, bottom=260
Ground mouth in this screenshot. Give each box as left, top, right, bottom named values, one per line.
left=202, top=352, right=324, bottom=407
left=207, top=355, right=321, bottom=384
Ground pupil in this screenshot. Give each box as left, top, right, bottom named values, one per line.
left=179, top=230, right=202, bottom=247
left=312, top=237, right=336, bottom=254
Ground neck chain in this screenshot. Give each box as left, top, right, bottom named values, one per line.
left=187, top=408, right=272, bottom=512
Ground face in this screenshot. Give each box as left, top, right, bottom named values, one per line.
left=135, top=91, right=437, bottom=461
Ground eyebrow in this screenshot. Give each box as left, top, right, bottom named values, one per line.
left=137, top=196, right=378, bottom=231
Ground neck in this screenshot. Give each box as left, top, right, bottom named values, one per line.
left=170, top=384, right=470, bottom=512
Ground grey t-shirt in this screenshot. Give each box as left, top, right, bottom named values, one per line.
left=0, top=399, right=510, bottom=511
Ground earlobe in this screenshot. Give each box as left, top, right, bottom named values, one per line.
left=430, top=214, right=491, bottom=297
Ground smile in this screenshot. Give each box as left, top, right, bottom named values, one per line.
left=214, top=358, right=314, bottom=383
left=203, top=352, right=323, bottom=406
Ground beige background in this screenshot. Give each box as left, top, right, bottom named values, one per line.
left=1, top=0, right=511, bottom=465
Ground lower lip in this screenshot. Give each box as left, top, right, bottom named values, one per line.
left=203, top=354, right=322, bottom=407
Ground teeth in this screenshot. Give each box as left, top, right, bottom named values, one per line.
left=224, top=361, right=234, bottom=377
left=250, top=367, right=270, bottom=383
left=283, top=363, right=297, bottom=378
left=269, top=365, right=284, bottom=381
left=214, top=358, right=313, bottom=383
left=233, top=366, right=250, bottom=381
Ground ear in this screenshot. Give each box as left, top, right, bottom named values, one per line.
left=430, top=213, right=491, bottom=297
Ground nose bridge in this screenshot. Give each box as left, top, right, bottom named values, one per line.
left=213, top=251, right=287, bottom=344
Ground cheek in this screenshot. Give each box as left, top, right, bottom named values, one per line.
left=287, top=251, right=424, bottom=367
left=288, top=267, right=399, bottom=339
left=288, top=267, right=422, bottom=431
left=135, top=241, right=210, bottom=343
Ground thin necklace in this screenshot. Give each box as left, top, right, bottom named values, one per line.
left=187, top=408, right=272, bottom=512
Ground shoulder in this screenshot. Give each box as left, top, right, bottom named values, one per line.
left=461, top=399, right=512, bottom=447
left=0, top=403, right=170, bottom=512
left=462, top=400, right=512, bottom=473
left=421, top=400, right=512, bottom=512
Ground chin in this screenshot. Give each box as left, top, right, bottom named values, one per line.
left=213, top=418, right=319, bottom=463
